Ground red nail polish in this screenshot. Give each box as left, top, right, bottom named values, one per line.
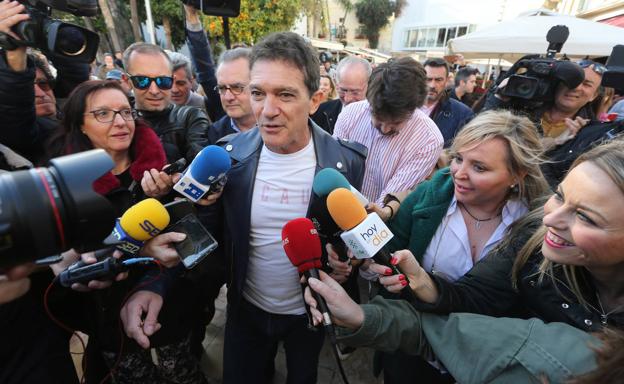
left=401, top=280, right=408, bottom=287
left=390, top=257, right=398, bottom=265
left=384, top=268, right=393, bottom=275
left=398, top=274, right=405, bottom=281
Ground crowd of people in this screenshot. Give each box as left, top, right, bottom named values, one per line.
left=1, top=0, right=624, bottom=383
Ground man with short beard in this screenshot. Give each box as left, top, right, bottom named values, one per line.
left=421, top=58, right=474, bottom=148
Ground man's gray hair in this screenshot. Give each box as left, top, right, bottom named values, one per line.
left=123, top=42, right=172, bottom=74
left=336, top=56, right=372, bottom=83
left=218, top=47, right=252, bottom=68
left=168, top=51, right=194, bottom=80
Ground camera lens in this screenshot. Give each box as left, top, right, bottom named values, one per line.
left=515, top=81, right=534, bottom=98
left=55, top=25, right=88, bottom=56
left=0, top=150, right=116, bottom=269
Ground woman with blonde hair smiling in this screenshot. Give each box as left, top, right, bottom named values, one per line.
left=329, top=109, right=551, bottom=382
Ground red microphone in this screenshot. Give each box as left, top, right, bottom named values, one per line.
left=282, top=218, right=333, bottom=329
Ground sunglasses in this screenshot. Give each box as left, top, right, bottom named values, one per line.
left=577, top=60, right=606, bottom=76
left=128, top=75, right=174, bottom=90
left=34, top=79, right=53, bottom=92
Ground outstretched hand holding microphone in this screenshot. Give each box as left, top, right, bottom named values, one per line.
left=326, top=188, right=436, bottom=302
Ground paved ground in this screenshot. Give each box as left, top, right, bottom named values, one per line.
left=70, top=283, right=383, bottom=383
left=200, top=285, right=383, bottom=384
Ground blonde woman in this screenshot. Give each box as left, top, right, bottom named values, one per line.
left=319, top=74, right=337, bottom=102
left=329, top=110, right=550, bottom=382
left=379, top=138, right=624, bottom=333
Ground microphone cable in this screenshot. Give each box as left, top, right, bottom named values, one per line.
left=44, top=257, right=164, bottom=384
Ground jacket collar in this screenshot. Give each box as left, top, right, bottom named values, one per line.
left=93, top=120, right=167, bottom=195
left=224, top=119, right=354, bottom=176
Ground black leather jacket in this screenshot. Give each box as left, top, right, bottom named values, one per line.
left=139, top=104, right=210, bottom=163
left=216, top=121, right=367, bottom=315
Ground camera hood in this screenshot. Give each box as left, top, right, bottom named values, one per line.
left=48, top=149, right=116, bottom=251
left=552, top=61, right=584, bottom=89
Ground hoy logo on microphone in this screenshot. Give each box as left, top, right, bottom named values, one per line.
left=359, top=224, right=390, bottom=246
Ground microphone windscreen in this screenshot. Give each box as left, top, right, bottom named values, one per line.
left=119, top=198, right=171, bottom=241
left=282, top=218, right=322, bottom=274
left=326, top=188, right=367, bottom=231
left=190, top=145, right=231, bottom=184
left=312, top=168, right=350, bottom=196
left=553, top=61, right=584, bottom=89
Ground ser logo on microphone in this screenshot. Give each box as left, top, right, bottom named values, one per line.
left=359, top=224, right=390, bottom=246
left=139, top=220, right=161, bottom=237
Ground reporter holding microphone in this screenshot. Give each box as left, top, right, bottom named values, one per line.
left=43, top=81, right=207, bottom=383
left=332, top=110, right=550, bottom=383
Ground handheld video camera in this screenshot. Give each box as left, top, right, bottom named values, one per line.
left=0, top=0, right=99, bottom=63
left=0, top=149, right=116, bottom=270
left=495, top=25, right=584, bottom=110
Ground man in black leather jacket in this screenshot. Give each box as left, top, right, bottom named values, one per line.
left=121, top=32, right=367, bottom=384
left=122, top=42, right=209, bottom=163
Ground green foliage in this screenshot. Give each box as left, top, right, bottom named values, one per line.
left=355, top=0, right=403, bottom=48
left=203, top=0, right=303, bottom=46
left=151, top=0, right=186, bottom=48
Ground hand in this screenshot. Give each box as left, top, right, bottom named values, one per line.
left=367, top=250, right=424, bottom=293
left=304, top=270, right=364, bottom=330
left=326, top=244, right=351, bottom=284
left=0, top=0, right=29, bottom=41
left=50, top=249, right=129, bottom=291
left=565, top=116, right=589, bottom=136
left=366, top=202, right=392, bottom=222
left=120, top=290, right=163, bottom=349
left=0, top=263, right=36, bottom=304
left=141, top=168, right=180, bottom=199
left=139, top=232, right=186, bottom=268
left=192, top=188, right=223, bottom=206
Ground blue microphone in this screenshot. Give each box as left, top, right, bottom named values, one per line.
left=173, top=145, right=231, bottom=202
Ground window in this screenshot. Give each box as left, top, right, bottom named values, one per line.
left=403, top=24, right=474, bottom=49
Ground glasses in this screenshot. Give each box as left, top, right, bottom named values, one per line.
left=85, top=109, right=138, bottom=123
left=214, top=84, right=246, bottom=95
left=34, top=79, right=53, bottom=92
left=578, top=60, right=606, bottom=76
left=128, top=75, right=174, bottom=90
left=337, top=87, right=364, bottom=97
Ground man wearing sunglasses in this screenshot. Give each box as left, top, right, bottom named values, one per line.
left=122, top=42, right=210, bottom=164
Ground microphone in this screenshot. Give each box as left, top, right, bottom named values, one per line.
left=327, top=189, right=418, bottom=301
left=326, top=188, right=400, bottom=275
left=308, top=196, right=349, bottom=262
left=59, top=199, right=170, bottom=287
left=173, top=145, right=231, bottom=202
left=282, top=218, right=334, bottom=329
left=102, top=198, right=171, bottom=256
left=313, top=168, right=369, bottom=206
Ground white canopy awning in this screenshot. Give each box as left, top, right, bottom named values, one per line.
left=447, top=9, right=624, bottom=62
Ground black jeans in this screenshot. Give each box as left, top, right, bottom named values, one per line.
left=223, top=298, right=325, bottom=384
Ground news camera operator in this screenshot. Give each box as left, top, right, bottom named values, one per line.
left=483, top=57, right=602, bottom=150
left=42, top=80, right=207, bottom=383
left=0, top=0, right=92, bottom=166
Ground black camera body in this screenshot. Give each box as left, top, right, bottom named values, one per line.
left=181, top=0, right=241, bottom=17
left=501, top=58, right=561, bottom=101
left=0, top=0, right=99, bottom=63
left=495, top=25, right=584, bottom=109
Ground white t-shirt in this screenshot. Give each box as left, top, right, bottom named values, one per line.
left=243, top=138, right=317, bottom=315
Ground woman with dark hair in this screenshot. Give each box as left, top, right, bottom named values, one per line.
left=47, top=80, right=166, bottom=213
left=46, top=80, right=208, bottom=384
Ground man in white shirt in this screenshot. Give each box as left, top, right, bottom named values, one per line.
left=119, top=32, right=367, bottom=384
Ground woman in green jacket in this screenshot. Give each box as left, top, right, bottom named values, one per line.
left=329, top=110, right=551, bottom=382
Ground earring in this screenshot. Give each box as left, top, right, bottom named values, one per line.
left=510, top=184, right=519, bottom=193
